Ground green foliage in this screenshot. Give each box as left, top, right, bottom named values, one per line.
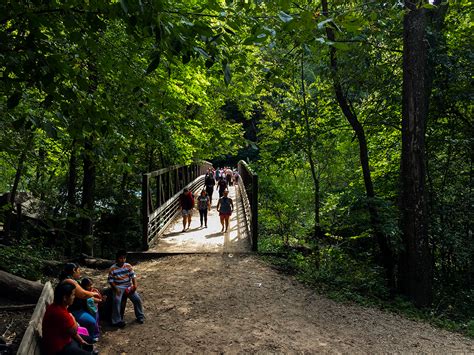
left=0, top=240, right=58, bottom=281
left=467, top=321, right=474, bottom=338
left=0, top=1, right=248, bottom=257
left=0, top=0, right=472, bottom=338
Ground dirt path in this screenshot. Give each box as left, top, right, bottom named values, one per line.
left=96, top=254, right=473, bottom=354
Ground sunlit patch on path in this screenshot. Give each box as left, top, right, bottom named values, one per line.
left=149, top=185, right=250, bottom=253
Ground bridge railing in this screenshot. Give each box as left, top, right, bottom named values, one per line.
left=142, top=161, right=212, bottom=249
left=237, top=160, right=258, bottom=251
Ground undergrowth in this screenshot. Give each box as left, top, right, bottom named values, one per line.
left=0, top=238, right=59, bottom=281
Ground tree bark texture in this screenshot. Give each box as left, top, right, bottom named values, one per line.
left=3, top=134, right=33, bottom=239
left=81, top=138, right=96, bottom=254
left=67, top=139, right=77, bottom=208
left=64, top=139, right=78, bottom=256
left=399, top=6, right=433, bottom=307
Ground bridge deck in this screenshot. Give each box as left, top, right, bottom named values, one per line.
left=149, top=185, right=251, bottom=253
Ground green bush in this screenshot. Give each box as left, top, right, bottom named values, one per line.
left=0, top=239, right=58, bottom=280
left=467, top=320, right=474, bottom=338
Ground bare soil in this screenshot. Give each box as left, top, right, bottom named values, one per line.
left=0, top=305, right=32, bottom=352
left=95, top=254, right=473, bottom=354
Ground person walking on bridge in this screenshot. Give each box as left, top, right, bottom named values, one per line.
left=197, top=190, right=211, bottom=228
left=179, top=188, right=194, bottom=232
left=225, top=167, right=233, bottom=186
left=217, top=176, right=228, bottom=198
left=204, top=169, right=216, bottom=205
left=217, top=189, right=233, bottom=233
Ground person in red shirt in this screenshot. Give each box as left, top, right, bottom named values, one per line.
left=42, top=282, right=92, bottom=354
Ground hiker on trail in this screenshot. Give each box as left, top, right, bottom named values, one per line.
left=197, top=190, right=211, bottom=228
left=204, top=169, right=216, bottom=205
left=217, top=189, right=234, bottom=233
left=42, top=282, right=94, bottom=355
left=233, top=170, right=240, bottom=185
left=108, top=250, right=145, bottom=328
left=217, top=176, right=228, bottom=198
left=225, top=167, right=233, bottom=186
left=59, top=263, right=102, bottom=340
left=179, top=187, right=194, bottom=232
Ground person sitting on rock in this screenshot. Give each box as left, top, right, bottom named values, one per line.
left=108, top=250, right=145, bottom=327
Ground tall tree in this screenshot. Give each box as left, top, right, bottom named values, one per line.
left=320, top=0, right=395, bottom=290
left=399, top=0, right=448, bottom=307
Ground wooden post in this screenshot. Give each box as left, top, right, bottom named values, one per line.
left=157, top=175, right=161, bottom=207
left=175, top=168, right=179, bottom=192
left=251, top=173, right=258, bottom=252
left=168, top=170, right=172, bottom=200
left=142, top=173, right=149, bottom=250
left=238, top=161, right=258, bottom=252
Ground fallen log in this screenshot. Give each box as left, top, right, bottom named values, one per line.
left=20, top=256, right=113, bottom=277
left=0, top=303, right=36, bottom=311
left=76, top=254, right=114, bottom=269
left=0, top=270, right=43, bottom=303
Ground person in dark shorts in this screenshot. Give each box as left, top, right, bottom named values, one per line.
left=204, top=169, right=216, bottom=205
left=197, top=190, right=211, bottom=228
left=217, top=189, right=234, bottom=233
left=217, top=177, right=228, bottom=198
left=179, top=188, right=194, bottom=232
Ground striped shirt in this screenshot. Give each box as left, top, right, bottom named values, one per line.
left=108, top=262, right=136, bottom=289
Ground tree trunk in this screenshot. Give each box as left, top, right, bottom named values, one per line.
left=67, top=139, right=78, bottom=208
left=321, top=0, right=395, bottom=290
left=301, top=53, right=322, bottom=239
left=4, top=134, right=33, bottom=239
left=81, top=137, right=96, bottom=255
left=36, top=146, right=45, bottom=200
left=399, top=4, right=433, bottom=307
left=0, top=270, right=43, bottom=303
left=64, top=139, right=78, bottom=256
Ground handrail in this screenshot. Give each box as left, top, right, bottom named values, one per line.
left=238, top=160, right=258, bottom=251
left=142, top=161, right=212, bottom=249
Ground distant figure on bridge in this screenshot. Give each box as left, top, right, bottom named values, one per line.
left=233, top=170, right=240, bottom=184
left=197, top=190, right=211, bottom=228
left=217, top=189, right=234, bottom=233
left=225, top=167, right=233, bottom=186
left=217, top=176, right=228, bottom=198
left=180, top=188, right=195, bottom=232
left=204, top=169, right=216, bottom=204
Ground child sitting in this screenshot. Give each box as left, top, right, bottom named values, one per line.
left=80, top=278, right=103, bottom=342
